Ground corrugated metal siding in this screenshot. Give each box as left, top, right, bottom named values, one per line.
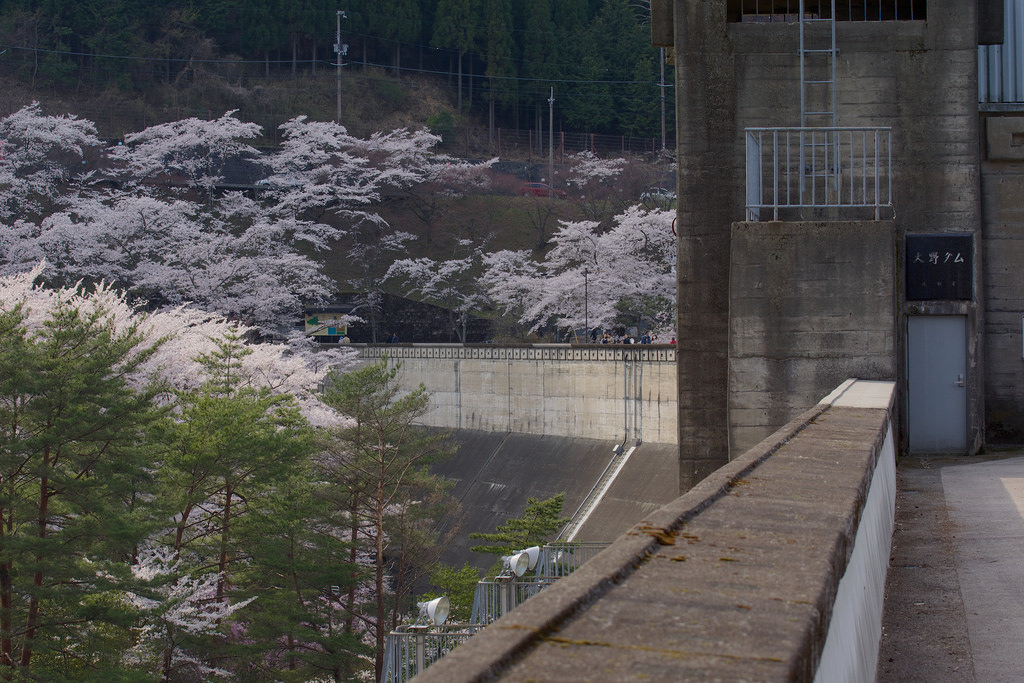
left=980, top=1, right=1024, bottom=102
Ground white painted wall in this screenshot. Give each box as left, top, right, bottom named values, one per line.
left=814, top=385, right=897, bottom=683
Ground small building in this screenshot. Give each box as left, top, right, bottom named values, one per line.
left=302, top=306, right=352, bottom=343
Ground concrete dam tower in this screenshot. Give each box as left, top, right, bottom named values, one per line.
left=652, top=0, right=1021, bottom=490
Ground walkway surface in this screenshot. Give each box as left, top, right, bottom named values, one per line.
left=878, top=450, right=1024, bottom=682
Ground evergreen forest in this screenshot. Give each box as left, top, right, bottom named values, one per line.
left=0, top=0, right=674, bottom=142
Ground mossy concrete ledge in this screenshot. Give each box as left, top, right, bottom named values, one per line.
left=416, top=379, right=896, bottom=682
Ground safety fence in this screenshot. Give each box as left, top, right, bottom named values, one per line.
left=382, top=541, right=609, bottom=682
left=745, top=126, right=893, bottom=221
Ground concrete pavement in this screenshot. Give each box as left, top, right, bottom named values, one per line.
left=878, top=451, right=1024, bottom=682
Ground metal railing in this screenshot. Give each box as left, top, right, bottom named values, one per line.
left=535, top=541, right=610, bottom=577
left=744, top=126, right=893, bottom=221
left=469, top=542, right=609, bottom=625
left=470, top=577, right=559, bottom=625
left=734, top=0, right=923, bottom=21
left=384, top=541, right=610, bottom=681
left=382, top=624, right=481, bottom=683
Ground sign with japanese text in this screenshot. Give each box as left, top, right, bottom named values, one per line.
left=905, top=234, right=973, bottom=301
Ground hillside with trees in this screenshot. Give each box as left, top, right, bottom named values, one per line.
left=0, top=0, right=679, bottom=343
left=0, top=101, right=676, bottom=343
left=0, top=5, right=677, bottom=678
left=0, top=0, right=674, bottom=148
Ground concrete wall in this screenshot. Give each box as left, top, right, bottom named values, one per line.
left=356, top=344, right=678, bottom=445
left=415, top=379, right=896, bottom=682
left=729, top=221, right=897, bottom=453
left=671, top=1, right=983, bottom=468
left=980, top=114, right=1024, bottom=442
left=673, top=2, right=739, bottom=492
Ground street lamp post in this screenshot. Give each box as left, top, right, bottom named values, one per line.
left=583, top=268, right=589, bottom=341
left=548, top=87, right=554, bottom=197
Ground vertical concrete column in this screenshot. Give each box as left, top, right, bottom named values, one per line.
left=892, top=0, right=984, bottom=454
left=674, top=1, right=738, bottom=491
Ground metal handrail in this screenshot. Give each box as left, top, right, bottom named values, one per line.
left=469, top=542, right=610, bottom=625
left=382, top=624, right=481, bottom=683
left=745, top=126, right=893, bottom=221
left=469, top=576, right=559, bottom=625
left=385, top=541, right=611, bottom=681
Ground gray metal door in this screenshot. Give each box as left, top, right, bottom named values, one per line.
left=907, top=316, right=967, bottom=453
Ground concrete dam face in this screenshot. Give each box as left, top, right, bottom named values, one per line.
left=432, top=431, right=679, bottom=570
left=354, top=344, right=681, bottom=568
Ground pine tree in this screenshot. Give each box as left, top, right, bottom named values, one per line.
left=0, top=295, right=165, bottom=678
left=157, top=332, right=311, bottom=678
left=468, top=493, right=569, bottom=560
left=317, top=356, right=454, bottom=682
left=232, top=467, right=368, bottom=682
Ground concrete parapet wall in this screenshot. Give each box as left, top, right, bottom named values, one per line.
left=356, top=344, right=678, bottom=444
left=415, top=379, right=896, bottom=682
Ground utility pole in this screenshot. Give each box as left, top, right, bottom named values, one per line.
left=548, top=87, right=554, bottom=195
left=660, top=48, right=667, bottom=150
left=335, top=11, right=348, bottom=124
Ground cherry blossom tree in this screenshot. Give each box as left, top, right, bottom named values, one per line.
left=0, top=102, right=100, bottom=223
left=565, top=151, right=628, bottom=222
left=480, top=206, right=676, bottom=337
left=392, top=156, right=497, bottom=244
left=107, top=110, right=263, bottom=196
left=344, top=222, right=416, bottom=343
left=38, top=189, right=333, bottom=332
left=79, top=111, right=338, bottom=332
left=478, top=248, right=543, bottom=340
left=126, top=545, right=257, bottom=680
left=520, top=191, right=565, bottom=250
left=0, top=108, right=326, bottom=332
left=263, top=117, right=445, bottom=230
left=386, top=238, right=491, bottom=342
left=263, top=118, right=494, bottom=341
left=0, top=106, right=465, bottom=336
left=0, top=263, right=355, bottom=426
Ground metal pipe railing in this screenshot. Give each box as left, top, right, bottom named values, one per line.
left=745, top=126, right=893, bottom=221
left=735, top=1, right=922, bottom=21
left=468, top=543, right=610, bottom=624
left=382, top=624, right=481, bottom=683
left=469, top=577, right=558, bottom=625
left=385, top=541, right=611, bottom=681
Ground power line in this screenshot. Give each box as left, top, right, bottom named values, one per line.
left=0, top=44, right=671, bottom=90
